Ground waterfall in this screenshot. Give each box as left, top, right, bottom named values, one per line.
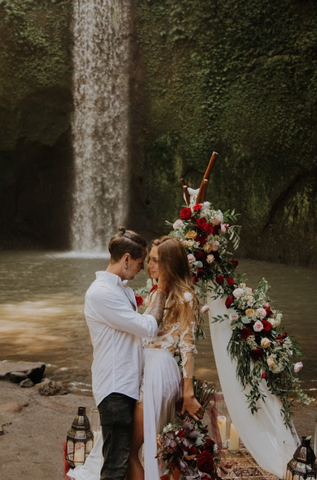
left=71, top=0, right=131, bottom=252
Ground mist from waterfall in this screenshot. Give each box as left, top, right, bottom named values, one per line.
left=71, top=0, right=131, bottom=252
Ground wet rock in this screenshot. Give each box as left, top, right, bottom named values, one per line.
left=8, top=371, right=28, bottom=383
left=0, top=360, right=46, bottom=384
left=37, top=379, right=69, bottom=396
left=20, top=378, right=35, bottom=388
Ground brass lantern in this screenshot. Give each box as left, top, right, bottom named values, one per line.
left=66, top=406, right=94, bottom=468
left=286, top=436, right=317, bottom=480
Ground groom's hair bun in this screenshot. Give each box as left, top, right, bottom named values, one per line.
left=108, top=227, right=147, bottom=262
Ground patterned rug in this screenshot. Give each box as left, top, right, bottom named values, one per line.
left=218, top=446, right=280, bottom=480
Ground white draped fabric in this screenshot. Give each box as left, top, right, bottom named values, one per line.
left=207, top=292, right=300, bottom=479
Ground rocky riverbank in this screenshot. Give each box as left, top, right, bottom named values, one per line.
left=0, top=361, right=316, bottom=480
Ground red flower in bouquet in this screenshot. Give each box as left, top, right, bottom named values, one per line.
left=215, top=275, right=224, bottom=285
left=240, top=327, right=253, bottom=340
left=192, top=204, right=202, bottom=211
left=203, top=437, right=215, bottom=453
left=197, top=450, right=214, bottom=474
left=135, top=294, right=144, bottom=308
left=195, top=251, right=206, bottom=260
left=195, top=234, right=207, bottom=246
left=180, top=207, right=192, bottom=220
left=196, top=217, right=207, bottom=229
left=229, top=259, right=239, bottom=268
left=264, top=306, right=273, bottom=316
left=225, top=296, right=234, bottom=308
left=251, top=347, right=264, bottom=360
left=262, top=371, right=268, bottom=379
left=276, top=332, right=288, bottom=344
left=226, top=277, right=235, bottom=286
left=204, top=222, right=214, bottom=234
left=261, top=320, right=272, bottom=332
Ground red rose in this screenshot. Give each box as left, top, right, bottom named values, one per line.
left=251, top=347, right=264, bottom=360
left=193, top=204, right=202, bottom=211
left=150, top=284, right=158, bottom=293
left=192, top=275, right=198, bottom=284
left=197, top=450, right=214, bottom=474
left=225, top=296, right=234, bottom=308
left=177, top=429, right=186, bottom=438
left=196, top=217, right=207, bottom=229
left=203, top=437, right=215, bottom=453
left=215, top=275, right=224, bottom=285
left=190, top=446, right=200, bottom=455
left=264, top=306, right=273, bottom=316
left=195, top=234, right=207, bottom=246
left=135, top=295, right=143, bottom=307
left=204, top=222, right=214, bottom=235
left=226, top=277, right=235, bottom=286
left=195, top=251, right=205, bottom=260
left=180, top=207, right=192, bottom=220
left=240, top=327, right=253, bottom=339
left=262, top=320, right=272, bottom=332
left=197, top=268, right=205, bottom=278
left=276, top=332, right=288, bottom=344
left=229, top=259, right=239, bottom=268
left=262, top=371, right=268, bottom=379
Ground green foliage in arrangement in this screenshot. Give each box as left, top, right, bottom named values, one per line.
left=134, top=0, right=317, bottom=265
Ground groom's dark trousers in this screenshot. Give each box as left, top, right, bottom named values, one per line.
left=98, top=392, right=136, bottom=480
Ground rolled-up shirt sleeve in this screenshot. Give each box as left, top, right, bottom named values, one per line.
left=85, top=287, right=158, bottom=338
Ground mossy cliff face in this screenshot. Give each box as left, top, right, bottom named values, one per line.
left=130, top=0, right=317, bottom=265
left=0, top=0, right=72, bottom=248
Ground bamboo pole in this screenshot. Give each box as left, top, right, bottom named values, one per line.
left=195, top=151, right=218, bottom=204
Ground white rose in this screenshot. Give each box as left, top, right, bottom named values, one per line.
left=173, top=219, right=184, bottom=230
left=267, top=357, right=275, bottom=368
left=211, top=241, right=220, bottom=251
left=274, top=313, right=283, bottom=326
left=261, top=338, right=271, bottom=348
left=294, top=362, right=303, bottom=373
left=220, top=224, right=227, bottom=234
left=229, top=313, right=239, bottom=321
left=256, top=308, right=267, bottom=319
left=206, top=254, right=215, bottom=264
left=267, top=318, right=276, bottom=327
left=201, top=305, right=210, bottom=315
left=187, top=254, right=195, bottom=263
left=253, top=320, right=264, bottom=332
left=233, top=288, right=244, bottom=298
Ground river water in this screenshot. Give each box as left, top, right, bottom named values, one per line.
left=0, top=251, right=316, bottom=395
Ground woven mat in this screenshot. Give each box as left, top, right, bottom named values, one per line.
left=218, top=445, right=280, bottom=480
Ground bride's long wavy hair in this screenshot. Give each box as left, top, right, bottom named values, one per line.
left=151, top=236, right=201, bottom=324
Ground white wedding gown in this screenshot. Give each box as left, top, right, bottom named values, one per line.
left=207, top=293, right=299, bottom=479
left=68, top=290, right=197, bottom=480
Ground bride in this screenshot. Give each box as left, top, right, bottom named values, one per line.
left=68, top=235, right=204, bottom=480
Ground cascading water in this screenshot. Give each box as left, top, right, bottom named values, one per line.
left=71, top=0, right=131, bottom=252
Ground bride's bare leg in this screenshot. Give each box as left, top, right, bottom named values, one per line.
left=126, top=402, right=144, bottom=480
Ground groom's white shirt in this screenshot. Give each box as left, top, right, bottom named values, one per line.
left=85, top=271, right=158, bottom=407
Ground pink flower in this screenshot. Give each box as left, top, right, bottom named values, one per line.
left=211, top=241, right=220, bottom=251
left=187, top=254, right=196, bottom=263
left=212, top=215, right=222, bottom=226
left=294, top=362, right=303, bottom=373
left=253, top=320, right=264, bottom=332
left=256, top=307, right=267, bottom=319
left=173, top=219, right=184, bottom=230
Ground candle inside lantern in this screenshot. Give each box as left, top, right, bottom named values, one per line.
left=228, top=423, right=239, bottom=451
left=217, top=415, right=227, bottom=445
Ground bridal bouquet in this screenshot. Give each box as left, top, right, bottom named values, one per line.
left=157, top=379, right=218, bottom=480
left=168, top=202, right=311, bottom=430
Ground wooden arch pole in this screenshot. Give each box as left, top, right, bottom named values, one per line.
left=195, top=151, right=218, bottom=204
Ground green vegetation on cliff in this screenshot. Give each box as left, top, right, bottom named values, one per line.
left=133, top=0, right=317, bottom=265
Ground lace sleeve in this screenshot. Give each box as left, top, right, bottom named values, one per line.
left=178, top=294, right=198, bottom=378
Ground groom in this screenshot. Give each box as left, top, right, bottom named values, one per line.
left=85, top=227, right=168, bottom=480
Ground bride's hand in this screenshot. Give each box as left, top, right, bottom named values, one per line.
left=181, top=395, right=204, bottom=422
